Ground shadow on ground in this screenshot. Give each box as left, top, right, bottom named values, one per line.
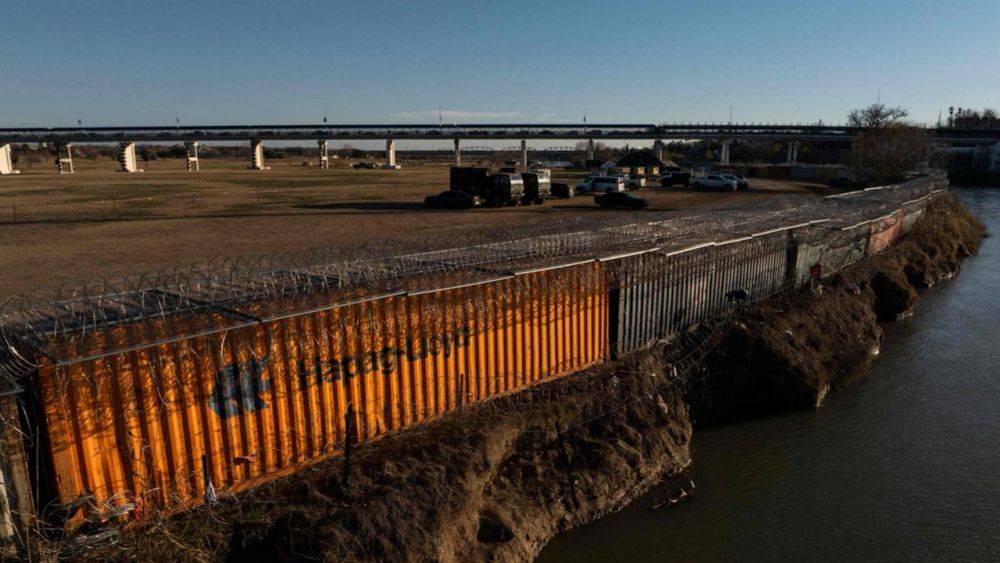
left=295, top=201, right=427, bottom=211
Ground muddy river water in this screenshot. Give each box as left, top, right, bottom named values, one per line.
left=538, top=188, right=1000, bottom=562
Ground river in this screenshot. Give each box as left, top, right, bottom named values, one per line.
left=538, top=188, right=1000, bottom=562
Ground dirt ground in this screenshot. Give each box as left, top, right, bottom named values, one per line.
left=0, top=157, right=829, bottom=296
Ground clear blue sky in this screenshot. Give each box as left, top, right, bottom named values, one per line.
left=1, top=0, right=997, bottom=127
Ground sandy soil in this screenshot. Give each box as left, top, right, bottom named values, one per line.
left=0, top=158, right=829, bottom=296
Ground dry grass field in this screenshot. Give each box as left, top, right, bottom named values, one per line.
left=0, top=157, right=830, bottom=296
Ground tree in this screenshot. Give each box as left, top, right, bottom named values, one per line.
left=574, top=140, right=612, bottom=161
left=850, top=125, right=928, bottom=185
left=847, top=103, right=909, bottom=128
left=950, top=107, right=1000, bottom=129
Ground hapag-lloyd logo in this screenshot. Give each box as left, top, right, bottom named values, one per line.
left=208, top=326, right=470, bottom=418
left=209, top=356, right=271, bottom=418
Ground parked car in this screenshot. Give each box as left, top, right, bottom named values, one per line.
left=576, top=175, right=626, bottom=194
left=734, top=174, right=749, bottom=191
left=691, top=174, right=738, bottom=191
left=424, top=190, right=482, bottom=209
left=614, top=173, right=646, bottom=190
left=352, top=162, right=378, bottom=169
left=659, top=171, right=692, bottom=187
left=550, top=182, right=574, bottom=198
left=575, top=176, right=596, bottom=193
left=721, top=174, right=748, bottom=191
left=594, top=191, right=650, bottom=209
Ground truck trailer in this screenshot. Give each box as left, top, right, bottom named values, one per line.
left=450, top=167, right=525, bottom=207
left=520, top=171, right=551, bottom=204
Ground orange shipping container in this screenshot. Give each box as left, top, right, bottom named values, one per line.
left=31, top=262, right=608, bottom=520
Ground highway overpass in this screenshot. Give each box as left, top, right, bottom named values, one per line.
left=2, top=123, right=998, bottom=174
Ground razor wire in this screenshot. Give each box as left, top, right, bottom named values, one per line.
left=0, top=172, right=946, bottom=383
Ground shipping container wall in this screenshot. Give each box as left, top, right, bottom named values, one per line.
left=0, top=396, right=18, bottom=544
left=796, top=226, right=869, bottom=282
left=0, top=394, right=33, bottom=548
left=34, top=263, right=608, bottom=520
left=868, top=212, right=904, bottom=255
left=0, top=468, right=11, bottom=544
left=902, top=207, right=925, bottom=234
left=793, top=241, right=826, bottom=287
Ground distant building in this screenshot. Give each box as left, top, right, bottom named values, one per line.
left=616, top=150, right=667, bottom=177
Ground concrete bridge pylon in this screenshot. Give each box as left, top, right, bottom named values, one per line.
left=0, top=144, right=19, bottom=175
left=117, top=141, right=141, bottom=173
left=185, top=141, right=200, bottom=171
left=248, top=138, right=269, bottom=170
left=386, top=139, right=396, bottom=168
left=786, top=140, right=799, bottom=164
left=53, top=142, right=74, bottom=174
left=317, top=140, right=329, bottom=169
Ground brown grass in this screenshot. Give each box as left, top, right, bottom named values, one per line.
left=0, top=159, right=827, bottom=296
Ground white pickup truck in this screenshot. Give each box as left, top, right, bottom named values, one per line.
left=575, top=175, right=626, bottom=194
left=614, top=173, right=646, bottom=190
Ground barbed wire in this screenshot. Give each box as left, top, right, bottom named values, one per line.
left=0, top=173, right=946, bottom=384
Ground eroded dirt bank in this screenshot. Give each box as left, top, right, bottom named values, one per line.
left=688, top=194, right=986, bottom=424
left=73, top=195, right=984, bottom=563
left=78, top=355, right=691, bottom=562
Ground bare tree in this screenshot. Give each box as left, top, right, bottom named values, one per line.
left=847, top=103, right=909, bottom=129
left=850, top=125, right=928, bottom=185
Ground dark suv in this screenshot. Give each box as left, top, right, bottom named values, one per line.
left=659, top=171, right=692, bottom=187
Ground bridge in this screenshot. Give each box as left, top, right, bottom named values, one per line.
left=1, top=123, right=998, bottom=174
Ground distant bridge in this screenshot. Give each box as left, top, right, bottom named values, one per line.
left=3, top=122, right=999, bottom=143
left=1, top=122, right=998, bottom=174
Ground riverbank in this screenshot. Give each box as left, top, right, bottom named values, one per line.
left=539, top=187, right=999, bottom=562
left=688, top=194, right=985, bottom=424
left=71, top=194, right=984, bottom=563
